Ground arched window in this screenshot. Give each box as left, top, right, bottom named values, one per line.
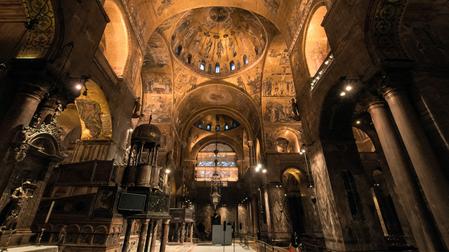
left=102, top=0, right=129, bottom=76
left=187, top=54, right=192, bottom=64
left=230, top=61, right=235, bottom=71
left=305, top=6, right=330, bottom=77
left=243, top=55, right=249, bottom=65
left=199, top=60, right=206, bottom=71
left=195, top=143, right=238, bottom=182
left=215, top=63, right=220, bottom=73
left=175, top=45, right=182, bottom=56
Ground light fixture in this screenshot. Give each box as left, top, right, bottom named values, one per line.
left=164, top=169, right=171, bottom=174
left=300, top=144, right=306, bottom=155
left=255, top=163, right=262, bottom=172
left=345, top=85, right=353, bottom=92
left=356, top=120, right=361, bottom=125
left=75, top=84, right=82, bottom=90
left=339, top=91, right=346, bottom=97
left=262, top=168, right=267, bottom=174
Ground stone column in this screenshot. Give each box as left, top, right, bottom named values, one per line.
left=159, top=220, right=170, bottom=252
left=263, top=188, right=271, bottom=236
left=122, top=218, right=133, bottom=252
left=137, top=219, right=150, bottom=252
left=189, top=223, right=194, bottom=242
left=368, top=101, right=443, bottom=251
left=180, top=222, right=186, bottom=244
left=144, top=220, right=154, bottom=252
left=0, top=82, right=49, bottom=194
left=383, top=88, right=449, bottom=247
left=150, top=221, right=159, bottom=252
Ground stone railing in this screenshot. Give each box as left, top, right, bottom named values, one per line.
left=310, top=53, right=334, bottom=91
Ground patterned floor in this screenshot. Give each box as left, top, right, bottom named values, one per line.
left=166, top=243, right=255, bottom=252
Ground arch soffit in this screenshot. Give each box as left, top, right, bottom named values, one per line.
left=189, top=135, right=244, bottom=162
left=301, top=2, right=329, bottom=77
left=102, top=0, right=132, bottom=76
left=182, top=107, right=256, bottom=145
left=176, top=82, right=262, bottom=139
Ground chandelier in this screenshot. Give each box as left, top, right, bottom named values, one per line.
left=210, top=141, right=222, bottom=209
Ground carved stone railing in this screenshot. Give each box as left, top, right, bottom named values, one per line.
left=70, top=140, right=115, bottom=163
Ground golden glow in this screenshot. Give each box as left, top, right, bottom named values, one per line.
left=305, top=6, right=330, bottom=77
left=353, top=127, right=375, bottom=152
left=102, top=0, right=129, bottom=76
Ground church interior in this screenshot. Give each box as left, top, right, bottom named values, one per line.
left=0, top=0, right=449, bottom=251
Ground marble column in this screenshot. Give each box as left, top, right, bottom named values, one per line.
left=0, top=82, right=49, bottom=194
left=150, top=221, right=159, bottom=252
left=369, top=101, right=442, bottom=251
left=180, top=222, right=186, bottom=244
left=144, top=220, right=154, bottom=252
left=263, top=188, right=271, bottom=236
left=137, top=219, right=150, bottom=252
left=189, top=223, right=194, bottom=242
left=122, top=218, right=133, bottom=252
left=159, top=220, right=170, bottom=252
left=383, top=88, right=449, bottom=248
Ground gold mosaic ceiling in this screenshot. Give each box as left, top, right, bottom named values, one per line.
left=171, top=7, right=267, bottom=78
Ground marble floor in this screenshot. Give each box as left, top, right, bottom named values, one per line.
left=166, top=243, right=255, bottom=252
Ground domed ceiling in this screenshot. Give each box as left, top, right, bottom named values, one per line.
left=171, top=7, right=267, bottom=78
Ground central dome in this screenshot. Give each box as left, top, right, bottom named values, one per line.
left=171, top=7, right=267, bottom=78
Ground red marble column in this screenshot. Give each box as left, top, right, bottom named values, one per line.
left=368, top=101, right=443, bottom=251
left=383, top=87, right=449, bottom=248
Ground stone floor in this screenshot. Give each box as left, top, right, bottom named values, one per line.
left=166, top=243, right=254, bottom=252
left=4, top=245, right=58, bottom=252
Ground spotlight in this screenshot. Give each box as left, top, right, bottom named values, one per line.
left=255, top=163, right=262, bottom=172
left=165, top=169, right=171, bottom=174
left=300, top=144, right=306, bottom=155
left=345, top=85, right=353, bottom=92
left=262, top=168, right=267, bottom=174
left=339, top=91, right=346, bottom=97
left=356, top=120, right=361, bottom=125
left=75, top=83, right=83, bottom=91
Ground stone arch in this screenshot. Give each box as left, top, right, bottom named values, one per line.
left=65, top=224, right=80, bottom=244
left=272, top=127, right=302, bottom=153
left=93, top=225, right=108, bottom=245
left=176, top=83, right=262, bottom=141
left=79, top=225, right=94, bottom=245
left=74, top=80, right=113, bottom=140
left=101, top=0, right=130, bottom=76
left=304, top=3, right=330, bottom=77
